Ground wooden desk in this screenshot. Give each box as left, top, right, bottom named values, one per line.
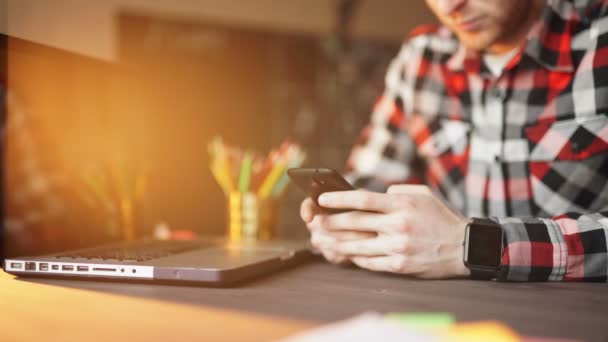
left=0, top=270, right=311, bottom=341
left=2, top=258, right=608, bottom=341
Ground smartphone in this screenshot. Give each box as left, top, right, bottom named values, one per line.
left=287, top=168, right=354, bottom=213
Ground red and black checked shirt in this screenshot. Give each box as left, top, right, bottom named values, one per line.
left=345, top=0, right=608, bottom=281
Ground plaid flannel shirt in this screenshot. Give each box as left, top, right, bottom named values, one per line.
left=346, top=0, right=608, bottom=281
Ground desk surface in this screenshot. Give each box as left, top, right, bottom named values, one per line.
left=3, top=257, right=608, bottom=341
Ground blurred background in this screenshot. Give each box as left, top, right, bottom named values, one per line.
left=0, top=0, right=435, bottom=258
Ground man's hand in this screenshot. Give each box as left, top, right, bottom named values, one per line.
left=300, top=197, right=376, bottom=265
left=302, top=185, right=471, bottom=279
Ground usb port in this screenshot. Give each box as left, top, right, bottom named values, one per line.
left=61, top=265, right=74, bottom=271
left=52, top=265, right=59, bottom=270
left=77, top=266, right=89, bottom=272
left=10, top=262, right=23, bottom=270
left=39, top=263, right=49, bottom=271
left=25, top=262, right=36, bottom=271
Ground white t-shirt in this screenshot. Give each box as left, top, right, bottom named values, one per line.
left=483, top=49, right=519, bottom=77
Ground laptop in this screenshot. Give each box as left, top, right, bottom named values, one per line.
left=0, top=17, right=322, bottom=287
left=3, top=238, right=312, bottom=286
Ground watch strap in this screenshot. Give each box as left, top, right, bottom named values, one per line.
left=469, top=269, right=497, bottom=280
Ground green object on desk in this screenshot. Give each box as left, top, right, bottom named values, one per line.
left=238, top=152, right=253, bottom=193
left=384, top=312, right=455, bottom=330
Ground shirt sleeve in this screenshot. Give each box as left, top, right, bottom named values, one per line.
left=491, top=212, right=608, bottom=282
left=492, top=0, right=608, bottom=283
left=343, top=43, right=422, bottom=192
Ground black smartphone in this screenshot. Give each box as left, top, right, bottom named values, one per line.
left=287, top=168, right=354, bottom=213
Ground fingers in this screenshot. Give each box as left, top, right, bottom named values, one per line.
left=306, top=214, right=325, bottom=232
left=330, top=230, right=377, bottom=241
left=310, top=228, right=374, bottom=249
left=387, top=184, right=430, bottom=195
left=309, top=228, right=335, bottom=248
left=317, top=211, right=411, bottom=234
left=300, top=197, right=321, bottom=223
left=319, top=249, right=350, bottom=265
left=318, top=190, right=397, bottom=213
left=309, top=230, right=351, bottom=265
left=307, top=214, right=376, bottom=266
left=308, top=214, right=378, bottom=236
left=307, top=215, right=378, bottom=239
left=334, top=235, right=412, bottom=257
left=319, top=211, right=387, bottom=233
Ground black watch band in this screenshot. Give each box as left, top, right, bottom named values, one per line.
left=469, top=268, right=497, bottom=280
left=463, top=218, right=504, bottom=280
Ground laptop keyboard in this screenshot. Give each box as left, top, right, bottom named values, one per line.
left=54, top=240, right=209, bottom=262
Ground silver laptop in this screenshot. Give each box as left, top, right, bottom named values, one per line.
left=3, top=238, right=312, bottom=286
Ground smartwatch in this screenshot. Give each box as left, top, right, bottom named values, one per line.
left=463, top=218, right=504, bottom=280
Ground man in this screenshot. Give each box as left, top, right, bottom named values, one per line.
left=300, top=0, right=608, bottom=281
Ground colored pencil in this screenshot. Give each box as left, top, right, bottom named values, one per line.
left=207, top=136, right=305, bottom=198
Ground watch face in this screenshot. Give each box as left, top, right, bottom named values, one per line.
left=465, top=224, right=503, bottom=269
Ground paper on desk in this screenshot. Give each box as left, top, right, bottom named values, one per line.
left=443, top=321, right=520, bottom=342
left=385, top=312, right=455, bottom=330
left=280, top=313, right=529, bottom=342
left=279, top=312, right=440, bottom=342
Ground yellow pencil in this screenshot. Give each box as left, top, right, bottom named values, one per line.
left=210, top=162, right=230, bottom=194
left=257, top=162, right=286, bottom=199
left=213, top=138, right=236, bottom=193
left=219, top=156, right=235, bottom=192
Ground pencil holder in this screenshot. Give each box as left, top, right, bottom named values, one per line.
left=228, top=192, right=279, bottom=241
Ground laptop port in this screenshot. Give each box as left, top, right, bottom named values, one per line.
left=61, top=265, right=74, bottom=271
left=51, top=265, right=59, bottom=270
left=25, top=262, right=36, bottom=271
left=10, top=262, right=23, bottom=270
left=77, top=266, right=89, bottom=272
left=39, top=263, right=49, bottom=271
left=92, top=267, right=116, bottom=272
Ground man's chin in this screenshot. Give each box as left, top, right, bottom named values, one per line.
left=455, top=32, right=494, bottom=52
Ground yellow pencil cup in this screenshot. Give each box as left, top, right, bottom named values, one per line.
left=228, top=192, right=279, bottom=241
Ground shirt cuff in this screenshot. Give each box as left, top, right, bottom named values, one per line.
left=489, top=217, right=568, bottom=282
